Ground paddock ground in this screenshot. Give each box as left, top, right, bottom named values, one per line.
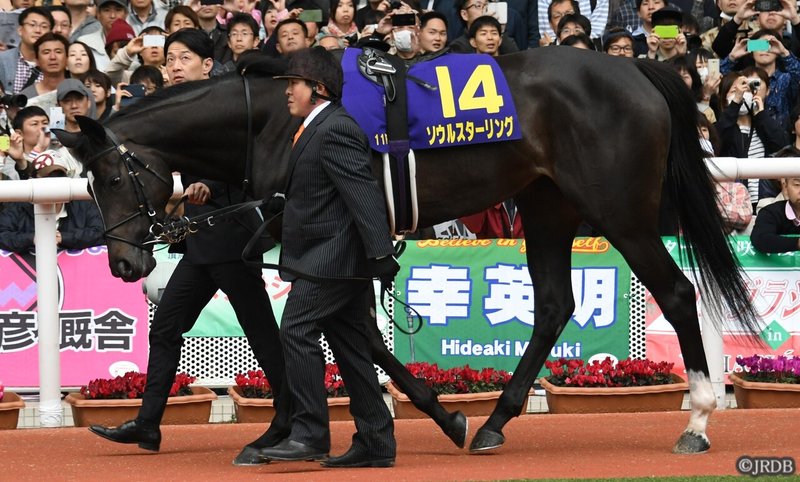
left=1, top=408, right=797, bottom=481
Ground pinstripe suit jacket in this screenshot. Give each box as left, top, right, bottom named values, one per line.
left=279, top=102, right=394, bottom=282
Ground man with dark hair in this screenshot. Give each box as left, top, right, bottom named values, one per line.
left=89, top=28, right=293, bottom=467
left=418, top=11, right=448, bottom=53
left=47, top=6, right=72, bottom=39
left=468, top=15, right=503, bottom=55
left=603, top=26, right=635, bottom=56
left=555, top=12, right=591, bottom=41
left=226, top=12, right=259, bottom=65
left=539, top=0, right=577, bottom=45
left=77, top=0, right=129, bottom=70
left=0, top=7, right=54, bottom=94
left=20, top=32, right=68, bottom=99
left=274, top=18, right=310, bottom=56
left=195, top=0, right=229, bottom=62
left=260, top=46, right=399, bottom=468
left=449, top=0, right=518, bottom=53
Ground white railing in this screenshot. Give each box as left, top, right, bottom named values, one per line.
left=3, top=157, right=800, bottom=426
left=0, top=175, right=181, bottom=427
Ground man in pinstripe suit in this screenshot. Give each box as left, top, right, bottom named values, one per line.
left=260, top=47, right=399, bottom=468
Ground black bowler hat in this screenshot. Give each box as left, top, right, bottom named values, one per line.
left=274, top=47, right=343, bottom=100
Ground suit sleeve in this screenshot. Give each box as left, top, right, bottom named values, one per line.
left=319, top=119, right=394, bottom=259
left=751, top=204, right=799, bottom=253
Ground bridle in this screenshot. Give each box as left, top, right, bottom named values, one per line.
left=84, top=127, right=179, bottom=251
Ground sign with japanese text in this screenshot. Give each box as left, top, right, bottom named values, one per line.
left=341, top=49, right=521, bottom=153
left=391, top=238, right=632, bottom=374
left=0, top=248, right=149, bottom=387
left=647, top=236, right=800, bottom=381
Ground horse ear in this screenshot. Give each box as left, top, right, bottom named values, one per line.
left=75, top=115, right=107, bottom=144
left=52, top=129, right=82, bottom=149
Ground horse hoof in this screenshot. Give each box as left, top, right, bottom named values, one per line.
left=232, top=445, right=270, bottom=466
left=443, top=411, right=468, bottom=448
left=672, top=431, right=710, bottom=454
left=469, top=429, right=504, bottom=453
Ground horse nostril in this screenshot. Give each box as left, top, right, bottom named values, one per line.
left=116, top=259, right=133, bottom=278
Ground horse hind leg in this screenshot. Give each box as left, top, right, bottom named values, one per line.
left=366, top=308, right=468, bottom=448
left=471, top=179, right=581, bottom=452
left=609, top=233, right=715, bottom=454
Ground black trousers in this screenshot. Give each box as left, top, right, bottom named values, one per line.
left=137, top=259, right=290, bottom=438
left=280, top=279, right=395, bottom=457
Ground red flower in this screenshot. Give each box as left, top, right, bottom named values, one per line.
left=545, top=357, right=675, bottom=387
left=399, top=362, right=512, bottom=395
left=79, top=372, right=196, bottom=400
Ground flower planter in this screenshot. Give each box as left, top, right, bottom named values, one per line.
left=386, top=382, right=526, bottom=419
left=729, top=372, right=800, bottom=409
left=539, top=374, right=688, bottom=414
left=0, top=392, right=25, bottom=430
left=65, top=386, right=217, bottom=427
left=227, top=386, right=352, bottom=423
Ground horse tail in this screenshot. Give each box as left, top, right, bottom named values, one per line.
left=633, top=59, right=760, bottom=336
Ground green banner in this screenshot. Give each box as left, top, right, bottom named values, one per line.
left=391, top=238, right=631, bottom=374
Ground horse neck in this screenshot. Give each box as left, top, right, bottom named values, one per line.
left=106, top=81, right=250, bottom=184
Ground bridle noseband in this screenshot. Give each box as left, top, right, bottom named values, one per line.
left=86, top=127, right=183, bottom=251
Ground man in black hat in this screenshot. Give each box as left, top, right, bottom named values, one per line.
left=259, top=46, right=399, bottom=468
left=644, top=6, right=687, bottom=60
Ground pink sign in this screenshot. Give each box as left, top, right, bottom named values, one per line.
left=646, top=270, right=800, bottom=381
left=0, top=247, right=150, bottom=388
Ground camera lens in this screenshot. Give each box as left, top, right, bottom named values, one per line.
left=0, top=94, right=26, bottom=108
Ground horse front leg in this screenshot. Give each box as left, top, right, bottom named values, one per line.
left=367, top=313, right=468, bottom=448
left=471, top=183, right=579, bottom=452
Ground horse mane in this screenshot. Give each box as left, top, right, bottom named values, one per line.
left=113, top=55, right=289, bottom=119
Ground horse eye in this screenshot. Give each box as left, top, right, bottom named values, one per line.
left=109, top=176, right=122, bottom=187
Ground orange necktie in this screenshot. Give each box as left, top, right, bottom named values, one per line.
left=292, top=124, right=305, bottom=146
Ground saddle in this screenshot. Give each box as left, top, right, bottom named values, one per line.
left=357, top=47, right=415, bottom=235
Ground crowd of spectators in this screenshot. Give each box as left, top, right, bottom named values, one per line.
left=0, top=0, right=797, bottom=249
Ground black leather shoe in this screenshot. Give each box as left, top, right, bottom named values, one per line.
left=232, top=445, right=270, bottom=466
left=320, top=446, right=395, bottom=468
left=89, top=419, right=161, bottom=452
left=258, top=439, right=328, bottom=462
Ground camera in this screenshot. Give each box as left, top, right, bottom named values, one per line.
left=754, top=0, right=781, bottom=12
left=748, top=78, right=762, bottom=91
left=0, top=94, right=26, bottom=108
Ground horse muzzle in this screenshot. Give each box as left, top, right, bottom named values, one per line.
left=110, top=251, right=157, bottom=282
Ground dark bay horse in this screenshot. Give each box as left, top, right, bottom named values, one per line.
left=56, top=46, right=759, bottom=455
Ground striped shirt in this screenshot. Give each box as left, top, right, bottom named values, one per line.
left=12, top=51, right=40, bottom=95
left=740, top=125, right=764, bottom=203
left=538, top=0, right=610, bottom=39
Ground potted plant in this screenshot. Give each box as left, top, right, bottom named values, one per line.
left=729, top=355, right=800, bottom=408
left=0, top=379, right=25, bottom=430
left=228, top=364, right=351, bottom=423
left=386, top=362, right=520, bottom=418
left=539, top=357, right=688, bottom=414
left=65, top=372, right=216, bottom=427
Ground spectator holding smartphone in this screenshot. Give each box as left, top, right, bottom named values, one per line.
left=644, top=6, right=687, bottom=60
left=106, top=25, right=168, bottom=85
left=715, top=69, right=788, bottom=208
left=721, top=30, right=800, bottom=129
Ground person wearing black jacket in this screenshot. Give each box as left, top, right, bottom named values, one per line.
left=751, top=177, right=800, bottom=252
left=88, top=29, right=291, bottom=467
left=712, top=0, right=800, bottom=60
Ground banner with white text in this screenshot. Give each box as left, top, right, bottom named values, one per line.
left=391, top=238, right=632, bottom=374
